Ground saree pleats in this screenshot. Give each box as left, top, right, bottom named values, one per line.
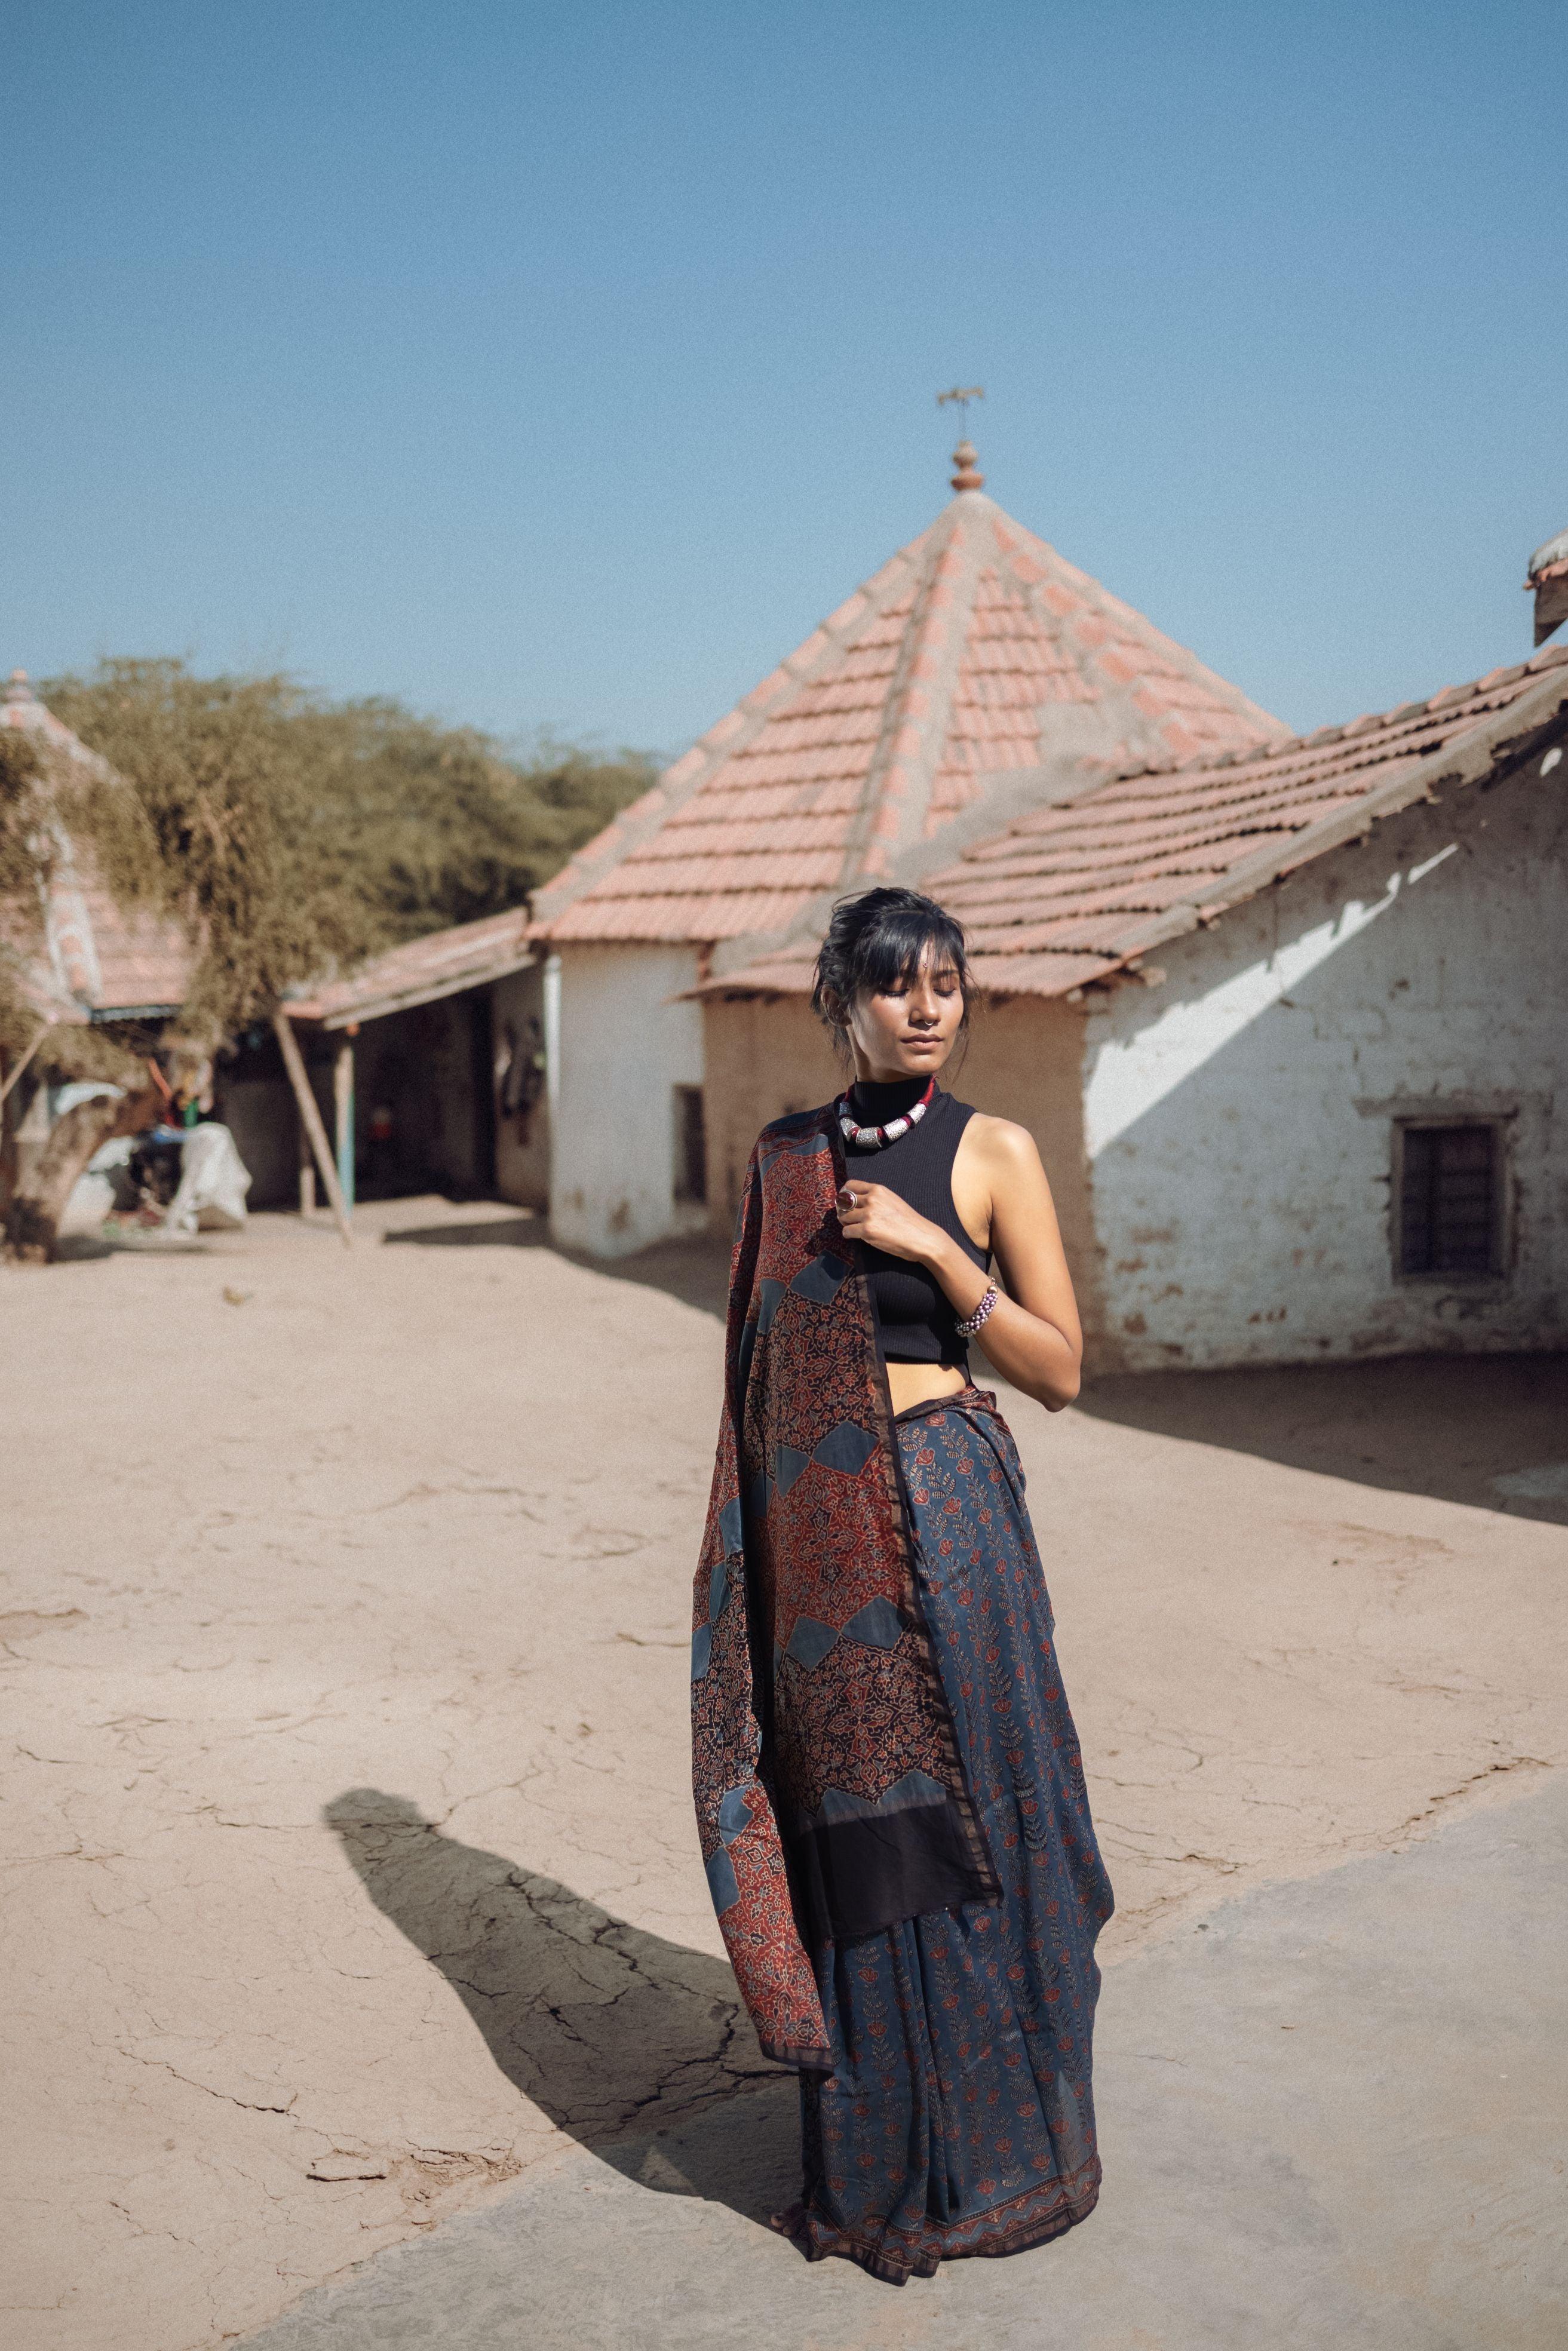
left=775, top=1391, right=1112, bottom=2284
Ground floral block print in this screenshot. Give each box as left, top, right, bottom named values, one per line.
left=692, top=1109, right=999, bottom=2069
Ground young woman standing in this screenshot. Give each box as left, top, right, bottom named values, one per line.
left=692, top=886, right=1112, bottom=2285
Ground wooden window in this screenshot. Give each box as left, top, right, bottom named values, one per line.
left=673, top=1085, right=707, bottom=1205
left=1397, top=1122, right=1501, bottom=1278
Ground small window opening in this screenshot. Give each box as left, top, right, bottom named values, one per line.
left=1398, top=1122, right=1499, bottom=1277
left=673, top=1085, right=707, bottom=1205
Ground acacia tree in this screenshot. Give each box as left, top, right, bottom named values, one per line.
left=53, top=660, right=375, bottom=1037
left=0, top=727, right=165, bottom=1260
left=4, top=660, right=657, bottom=1262
left=4, top=664, right=372, bottom=1260
left=0, top=728, right=45, bottom=1054
left=287, top=701, right=659, bottom=940
left=45, top=664, right=659, bottom=974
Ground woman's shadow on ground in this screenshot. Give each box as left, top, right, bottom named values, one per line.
left=323, top=1789, right=799, bottom=2221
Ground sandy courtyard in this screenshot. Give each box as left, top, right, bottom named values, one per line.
left=4, top=1200, right=1567, bottom=2349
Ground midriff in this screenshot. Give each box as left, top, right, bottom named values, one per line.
left=886, top=1359, right=969, bottom=1415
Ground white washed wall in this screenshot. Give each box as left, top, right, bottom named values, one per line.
left=548, top=941, right=706, bottom=1256
left=1083, top=766, right=1567, bottom=1368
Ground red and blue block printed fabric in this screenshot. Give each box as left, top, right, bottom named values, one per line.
left=691, top=1105, right=1000, bottom=2069
left=778, top=1389, right=1114, bottom=2282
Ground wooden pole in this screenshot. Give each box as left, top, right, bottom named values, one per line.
left=333, top=1036, right=355, bottom=1214
left=272, top=1012, right=352, bottom=1247
left=297, top=1112, right=316, bottom=1217
left=0, top=1023, right=48, bottom=1107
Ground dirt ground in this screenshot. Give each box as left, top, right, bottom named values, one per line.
left=4, top=1199, right=1567, bottom=2351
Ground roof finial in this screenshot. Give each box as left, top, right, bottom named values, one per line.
left=937, top=386, right=986, bottom=490
left=6, top=669, right=33, bottom=705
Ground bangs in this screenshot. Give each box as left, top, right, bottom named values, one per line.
left=852, top=905, right=968, bottom=997
left=811, top=887, right=975, bottom=1043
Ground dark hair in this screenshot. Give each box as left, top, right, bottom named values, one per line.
left=811, top=886, right=974, bottom=1048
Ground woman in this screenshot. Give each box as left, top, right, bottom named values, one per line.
left=691, top=886, right=1112, bottom=2285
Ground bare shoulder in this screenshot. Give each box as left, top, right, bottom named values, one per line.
left=965, top=1112, right=1047, bottom=1177
left=958, top=1115, right=1054, bottom=1223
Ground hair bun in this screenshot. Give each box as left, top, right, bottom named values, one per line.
left=811, top=888, right=973, bottom=1049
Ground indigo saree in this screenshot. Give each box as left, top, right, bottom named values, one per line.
left=692, top=1103, right=1111, bottom=2278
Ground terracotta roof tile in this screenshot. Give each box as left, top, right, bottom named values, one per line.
left=582, top=849, right=842, bottom=897
left=81, top=890, right=191, bottom=1009
left=920, top=656, right=1568, bottom=995
left=703, top=644, right=1568, bottom=1000
left=532, top=472, right=1285, bottom=948
left=286, top=908, right=533, bottom=1026
left=550, top=889, right=818, bottom=943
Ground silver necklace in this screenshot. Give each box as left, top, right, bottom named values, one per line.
left=837, top=1077, right=936, bottom=1150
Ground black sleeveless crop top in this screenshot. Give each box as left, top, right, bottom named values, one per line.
left=845, top=1079, right=990, bottom=1365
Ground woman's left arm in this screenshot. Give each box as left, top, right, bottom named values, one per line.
left=835, top=1118, right=1084, bottom=1409
left=959, top=1119, right=1083, bottom=1408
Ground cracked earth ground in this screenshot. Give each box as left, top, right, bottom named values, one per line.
left=3, top=1199, right=1566, bottom=2349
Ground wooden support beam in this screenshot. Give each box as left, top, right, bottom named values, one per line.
left=297, top=1111, right=316, bottom=1217
left=272, top=1012, right=352, bottom=1247
left=334, top=1037, right=355, bottom=1214
left=0, top=1023, right=48, bottom=1107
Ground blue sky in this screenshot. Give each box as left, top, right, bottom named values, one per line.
left=3, top=1, right=1563, bottom=752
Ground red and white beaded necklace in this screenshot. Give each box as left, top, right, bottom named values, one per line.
left=836, top=1076, right=937, bottom=1150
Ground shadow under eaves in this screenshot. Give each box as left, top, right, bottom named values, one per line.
left=1075, top=1349, right=1568, bottom=1526
left=322, top=1790, right=798, bottom=2220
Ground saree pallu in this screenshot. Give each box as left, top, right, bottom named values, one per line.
left=692, top=1110, right=1004, bottom=2070
left=775, top=1389, right=1113, bottom=2285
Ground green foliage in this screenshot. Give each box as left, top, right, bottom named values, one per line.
left=296, top=702, right=659, bottom=945
left=40, top=660, right=658, bottom=1042
left=45, top=659, right=373, bottom=1044
left=0, top=728, right=56, bottom=1061
left=32, top=1023, right=148, bottom=1087
left=0, top=728, right=45, bottom=900
left=0, top=729, right=146, bottom=1086
left=0, top=726, right=171, bottom=1085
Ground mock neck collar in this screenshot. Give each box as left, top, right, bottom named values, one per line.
left=848, top=1075, right=934, bottom=1119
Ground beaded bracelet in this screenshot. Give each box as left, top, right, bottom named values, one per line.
left=955, top=1283, right=1000, bottom=1339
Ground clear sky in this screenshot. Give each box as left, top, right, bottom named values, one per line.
left=3, top=1, right=1563, bottom=753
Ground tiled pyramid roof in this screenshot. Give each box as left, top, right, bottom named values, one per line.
left=2, top=670, right=191, bottom=1022
left=707, top=643, right=1568, bottom=1003
left=530, top=464, right=1286, bottom=953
